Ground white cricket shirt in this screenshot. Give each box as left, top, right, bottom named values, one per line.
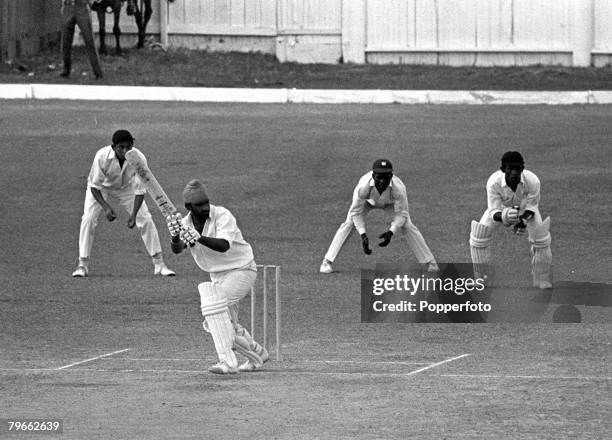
left=486, top=169, right=540, bottom=218
left=349, top=172, right=410, bottom=235
left=183, top=205, right=256, bottom=273
left=87, top=146, right=146, bottom=194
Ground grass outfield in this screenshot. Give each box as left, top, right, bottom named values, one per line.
left=0, top=100, right=611, bottom=439
left=1, top=46, right=612, bottom=90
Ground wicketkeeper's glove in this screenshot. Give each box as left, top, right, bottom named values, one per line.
left=361, top=233, right=372, bottom=255
left=378, top=230, right=394, bottom=247
left=179, top=226, right=200, bottom=247
left=501, top=207, right=520, bottom=226
left=166, top=213, right=182, bottom=237
left=513, top=220, right=527, bottom=235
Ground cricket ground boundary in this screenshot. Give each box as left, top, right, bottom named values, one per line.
left=2, top=83, right=612, bottom=104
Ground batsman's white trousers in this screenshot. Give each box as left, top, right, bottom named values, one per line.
left=208, top=266, right=263, bottom=348
left=77, top=187, right=162, bottom=259
left=210, top=266, right=256, bottom=327
left=324, top=206, right=435, bottom=264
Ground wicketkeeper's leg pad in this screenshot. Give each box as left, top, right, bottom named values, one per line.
left=530, top=217, right=552, bottom=288
left=469, top=220, right=492, bottom=280
left=198, top=282, right=238, bottom=368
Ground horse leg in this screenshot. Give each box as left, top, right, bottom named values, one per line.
left=96, top=10, right=107, bottom=55
left=112, top=8, right=122, bottom=55
left=142, top=0, right=153, bottom=41
left=132, top=3, right=145, bottom=49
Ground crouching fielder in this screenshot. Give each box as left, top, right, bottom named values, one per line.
left=168, top=180, right=268, bottom=374
left=469, top=151, right=552, bottom=289
left=320, top=159, right=438, bottom=274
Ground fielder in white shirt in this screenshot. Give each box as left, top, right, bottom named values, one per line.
left=72, top=129, right=174, bottom=277
left=320, top=159, right=438, bottom=274
left=469, top=151, right=552, bottom=289
left=167, top=180, right=268, bottom=375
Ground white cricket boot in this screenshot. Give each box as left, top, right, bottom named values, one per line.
left=72, top=266, right=88, bottom=277
left=238, top=345, right=270, bottom=372
left=154, top=263, right=175, bottom=276
left=320, top=259, right=333, bottom=274
left=427, top=261, right=439, bottom=273
left=208, top=361, right=238, bottom=375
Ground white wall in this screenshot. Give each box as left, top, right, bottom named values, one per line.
left=276, top=0, right=342, bottom=63
left=88, top=0, right=612, bottom=66
left=363, top=0, right=576, bottom=66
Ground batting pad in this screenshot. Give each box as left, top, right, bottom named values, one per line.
left=530, top=217, right=552, bottom=248
left=198, top=282, right=238, bottom=368
left=469, top=220, right=492, bottom=279
left=234, top=335, right=263, bottom=367
left=530, top=217, right=552, bottom=287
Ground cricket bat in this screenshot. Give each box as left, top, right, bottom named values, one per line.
left=125, top=150, right=178, bottom=218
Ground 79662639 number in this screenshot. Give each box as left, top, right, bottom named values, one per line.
left=0, top=419, right=63, bottom=434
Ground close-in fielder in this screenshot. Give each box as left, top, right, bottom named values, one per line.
left=167, top=180, right=268, bottom=374
left=320, top=159, right=439, bottom=274
left=469, top=151, right=552, bottom=289
left=72, top=129, right=175, bottom=277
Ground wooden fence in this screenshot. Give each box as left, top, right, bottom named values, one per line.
left=0, top=0, right=62, bottom=62
left=3, top=0, right=612, bottom=66
left=359, top=0, right=611, bottom=66
left=98, top=0, right=612, bottom=66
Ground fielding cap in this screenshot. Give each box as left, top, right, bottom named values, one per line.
left=500, top=151, right=524, bottom=165
left=112, top=129, right=135, bottom=144
left=372, top=158, right=393, bottom=173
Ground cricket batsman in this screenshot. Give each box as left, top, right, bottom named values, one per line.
left=167, top=180, right=268, bottom=374
left=469, top=151, right=552, bottom=289
left=320, top=159, right=439, bottom=274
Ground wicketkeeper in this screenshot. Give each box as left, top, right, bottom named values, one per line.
left=469, top=151, right=552, bottom=289
left=320, top=159, right=439, bottom=274
left=72, top=129, right=175, bottom=277
left=167, top=180, right=268, bottom=374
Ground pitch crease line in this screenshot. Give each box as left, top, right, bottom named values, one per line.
left=0, top=368, right=56, bottom=372
left=439, top=373, right=612, bottom=380
left=302, top=360, right=429, bottom=365
left=405, top=353, right=470, bottom=376
left=127, top=358, right=429, bottom=365
left=55, top=348, right=131, bottom=370
left=128, top=358, right=204, bottom=361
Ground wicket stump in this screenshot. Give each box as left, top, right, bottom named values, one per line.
left=251, top=264, right=281, bottom=361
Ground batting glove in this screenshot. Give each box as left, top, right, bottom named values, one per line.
left=378, top=230, right=394, bottom=247
left=166, top=213, right=182, bottom=237
left=179, top=226, right=200, bottom=247
left=501, top=207, right=520, bottom=226
left=361, top=233, right=372, bottom=255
